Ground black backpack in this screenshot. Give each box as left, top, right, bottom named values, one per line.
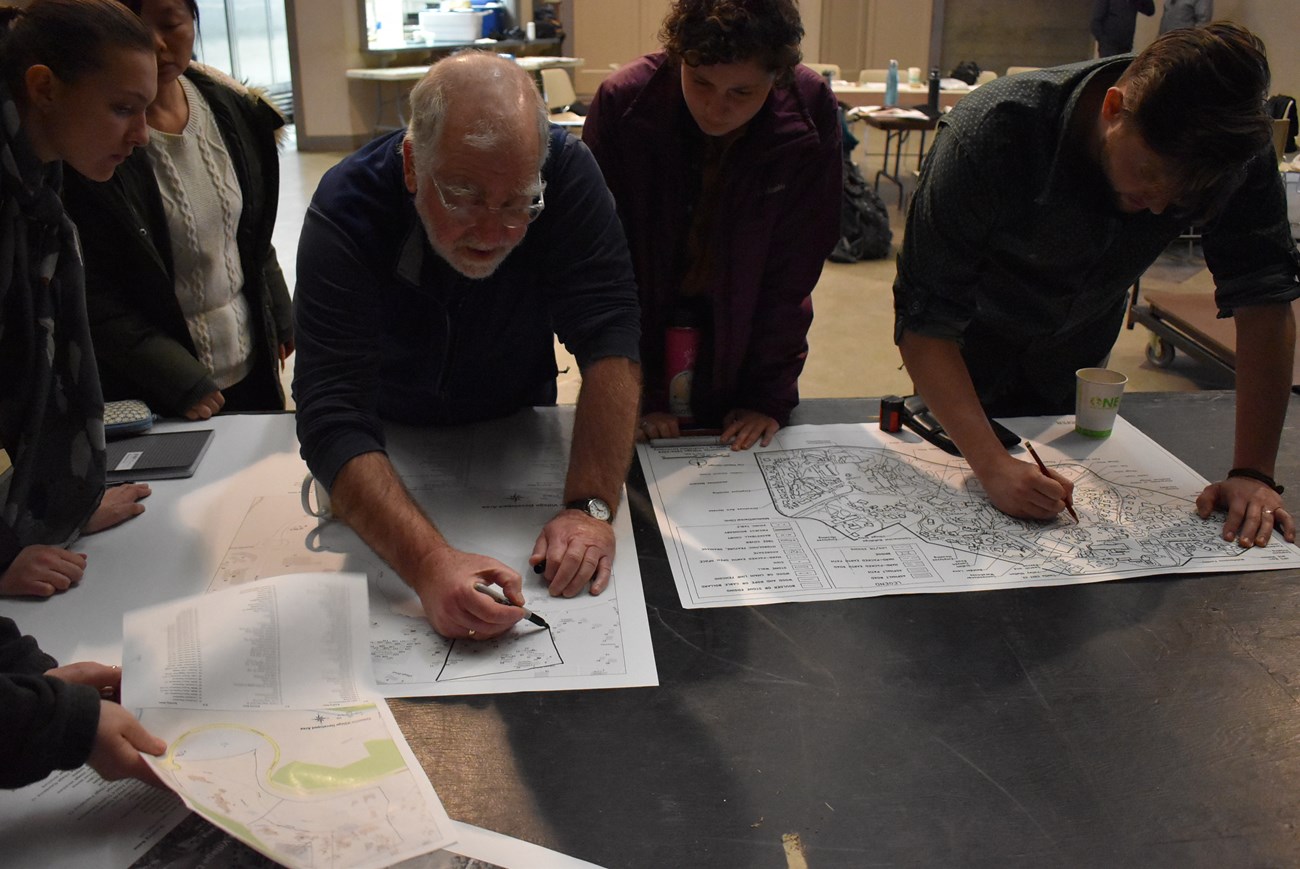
left=829, top=158, right=892, bottom=263
left=948, top=61, right=980, bottom=86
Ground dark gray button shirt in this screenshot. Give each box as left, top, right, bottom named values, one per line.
left=893, top=57, right=1299, bottom=412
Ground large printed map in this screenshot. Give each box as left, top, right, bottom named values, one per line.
left=121, top=574, right=457, bottom=869
left=637, top=417, right=1300, bottom=608
left=206, top=408, right=656, bottom=698
left=139, top=704, right=442, bottom=868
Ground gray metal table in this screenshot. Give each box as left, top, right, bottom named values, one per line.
left=151, top=393, right=1300, bottom=867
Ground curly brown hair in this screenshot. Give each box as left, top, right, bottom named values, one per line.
left=660, top=0, right=804, bottom=86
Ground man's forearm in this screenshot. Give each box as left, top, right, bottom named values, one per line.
left=1232, top=304, right=1295, bottom=476
left=330, top=451, right=449, bottom=588
left=898, top=331, right=1011, bottom=476
left=565, top=356, right=641, bottom=510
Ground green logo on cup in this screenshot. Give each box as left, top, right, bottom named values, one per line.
left=1075, top=366, right=1128, bottom=440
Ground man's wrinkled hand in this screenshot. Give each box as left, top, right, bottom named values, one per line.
left=530, top=510, right=615, bottom=598
left=413, top=548, right=524, bottom=640
left=1196, top=476, right=1294, bottom=548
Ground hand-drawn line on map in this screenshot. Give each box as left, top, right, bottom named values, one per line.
left=436, top=626, right=563, bottom=681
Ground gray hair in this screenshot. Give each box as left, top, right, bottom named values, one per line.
left=403, top=50, right=550, bottom=178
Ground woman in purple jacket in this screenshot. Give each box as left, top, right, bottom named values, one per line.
left=585, top=0, right=840, bottom=450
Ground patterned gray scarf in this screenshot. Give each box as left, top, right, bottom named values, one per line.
left=0, top=82, right=106, bottom=549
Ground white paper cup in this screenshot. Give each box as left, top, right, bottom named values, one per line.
left=1075, top=367, right=1128, bottom=438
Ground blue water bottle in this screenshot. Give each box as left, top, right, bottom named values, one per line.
left=885, top=59, right=899, bottom=107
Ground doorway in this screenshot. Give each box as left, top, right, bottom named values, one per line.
left=195, top=0, right=295, bottom=119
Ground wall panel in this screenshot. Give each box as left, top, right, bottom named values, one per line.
left=288, top=0, right=1298, bottom=147
left=819, top=0, right=931, bottom=82
left=1167, top=0, right=1298, bottom=97
left=571, top=0, right=671, bottom=95
left=865, top=1, right=933, bottom=73
left=939, top=0, right=1090, bottom=77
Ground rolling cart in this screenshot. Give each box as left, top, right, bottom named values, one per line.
left=1125, top=122, right=1300, bottom=389
left=1125, top=280, right=1300, bottom=391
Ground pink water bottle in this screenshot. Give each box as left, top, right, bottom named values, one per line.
left=664, top=324, right=700, bottom=424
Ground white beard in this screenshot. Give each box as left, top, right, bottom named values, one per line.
left=414, top=191, right=520, bottom=280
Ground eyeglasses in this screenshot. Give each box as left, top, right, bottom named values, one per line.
left=429, top=175, right=546, bottom=229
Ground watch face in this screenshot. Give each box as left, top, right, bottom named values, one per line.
left=568, top=497, right=612, bottom=522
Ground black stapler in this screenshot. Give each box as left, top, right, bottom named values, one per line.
left=898, top=395, right=1019, bottom=457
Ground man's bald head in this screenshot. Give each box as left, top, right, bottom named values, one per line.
left=405, top=51, right=550, bottom=179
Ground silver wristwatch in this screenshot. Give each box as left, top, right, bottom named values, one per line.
left=566, top=497, right=613, bottom=523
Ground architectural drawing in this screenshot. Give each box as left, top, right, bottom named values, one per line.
left=209, top=492, right=654, bottom=697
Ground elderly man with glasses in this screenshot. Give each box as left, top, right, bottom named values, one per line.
left=293, top=51, right=642, bottom=641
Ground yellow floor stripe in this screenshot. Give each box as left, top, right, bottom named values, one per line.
left=783, top=832, right=809, bottom=869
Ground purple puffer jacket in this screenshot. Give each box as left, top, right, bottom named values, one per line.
left=585, top=53, right=841, bottom=425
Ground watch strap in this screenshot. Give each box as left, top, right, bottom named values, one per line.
left=1227, top=467, right=1284, bottom=494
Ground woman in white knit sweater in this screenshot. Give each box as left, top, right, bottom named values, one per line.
left=63, top=0, right=294, bottom=420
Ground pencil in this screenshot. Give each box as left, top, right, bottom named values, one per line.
left=473, top=581, right=550, bottom=629
left=1024, top=442, right=1079, bottom=523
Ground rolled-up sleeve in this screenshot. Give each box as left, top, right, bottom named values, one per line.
left=1205, top=152, right=1300, bottom=316
left=893, top=127, right=1003, bottom=346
